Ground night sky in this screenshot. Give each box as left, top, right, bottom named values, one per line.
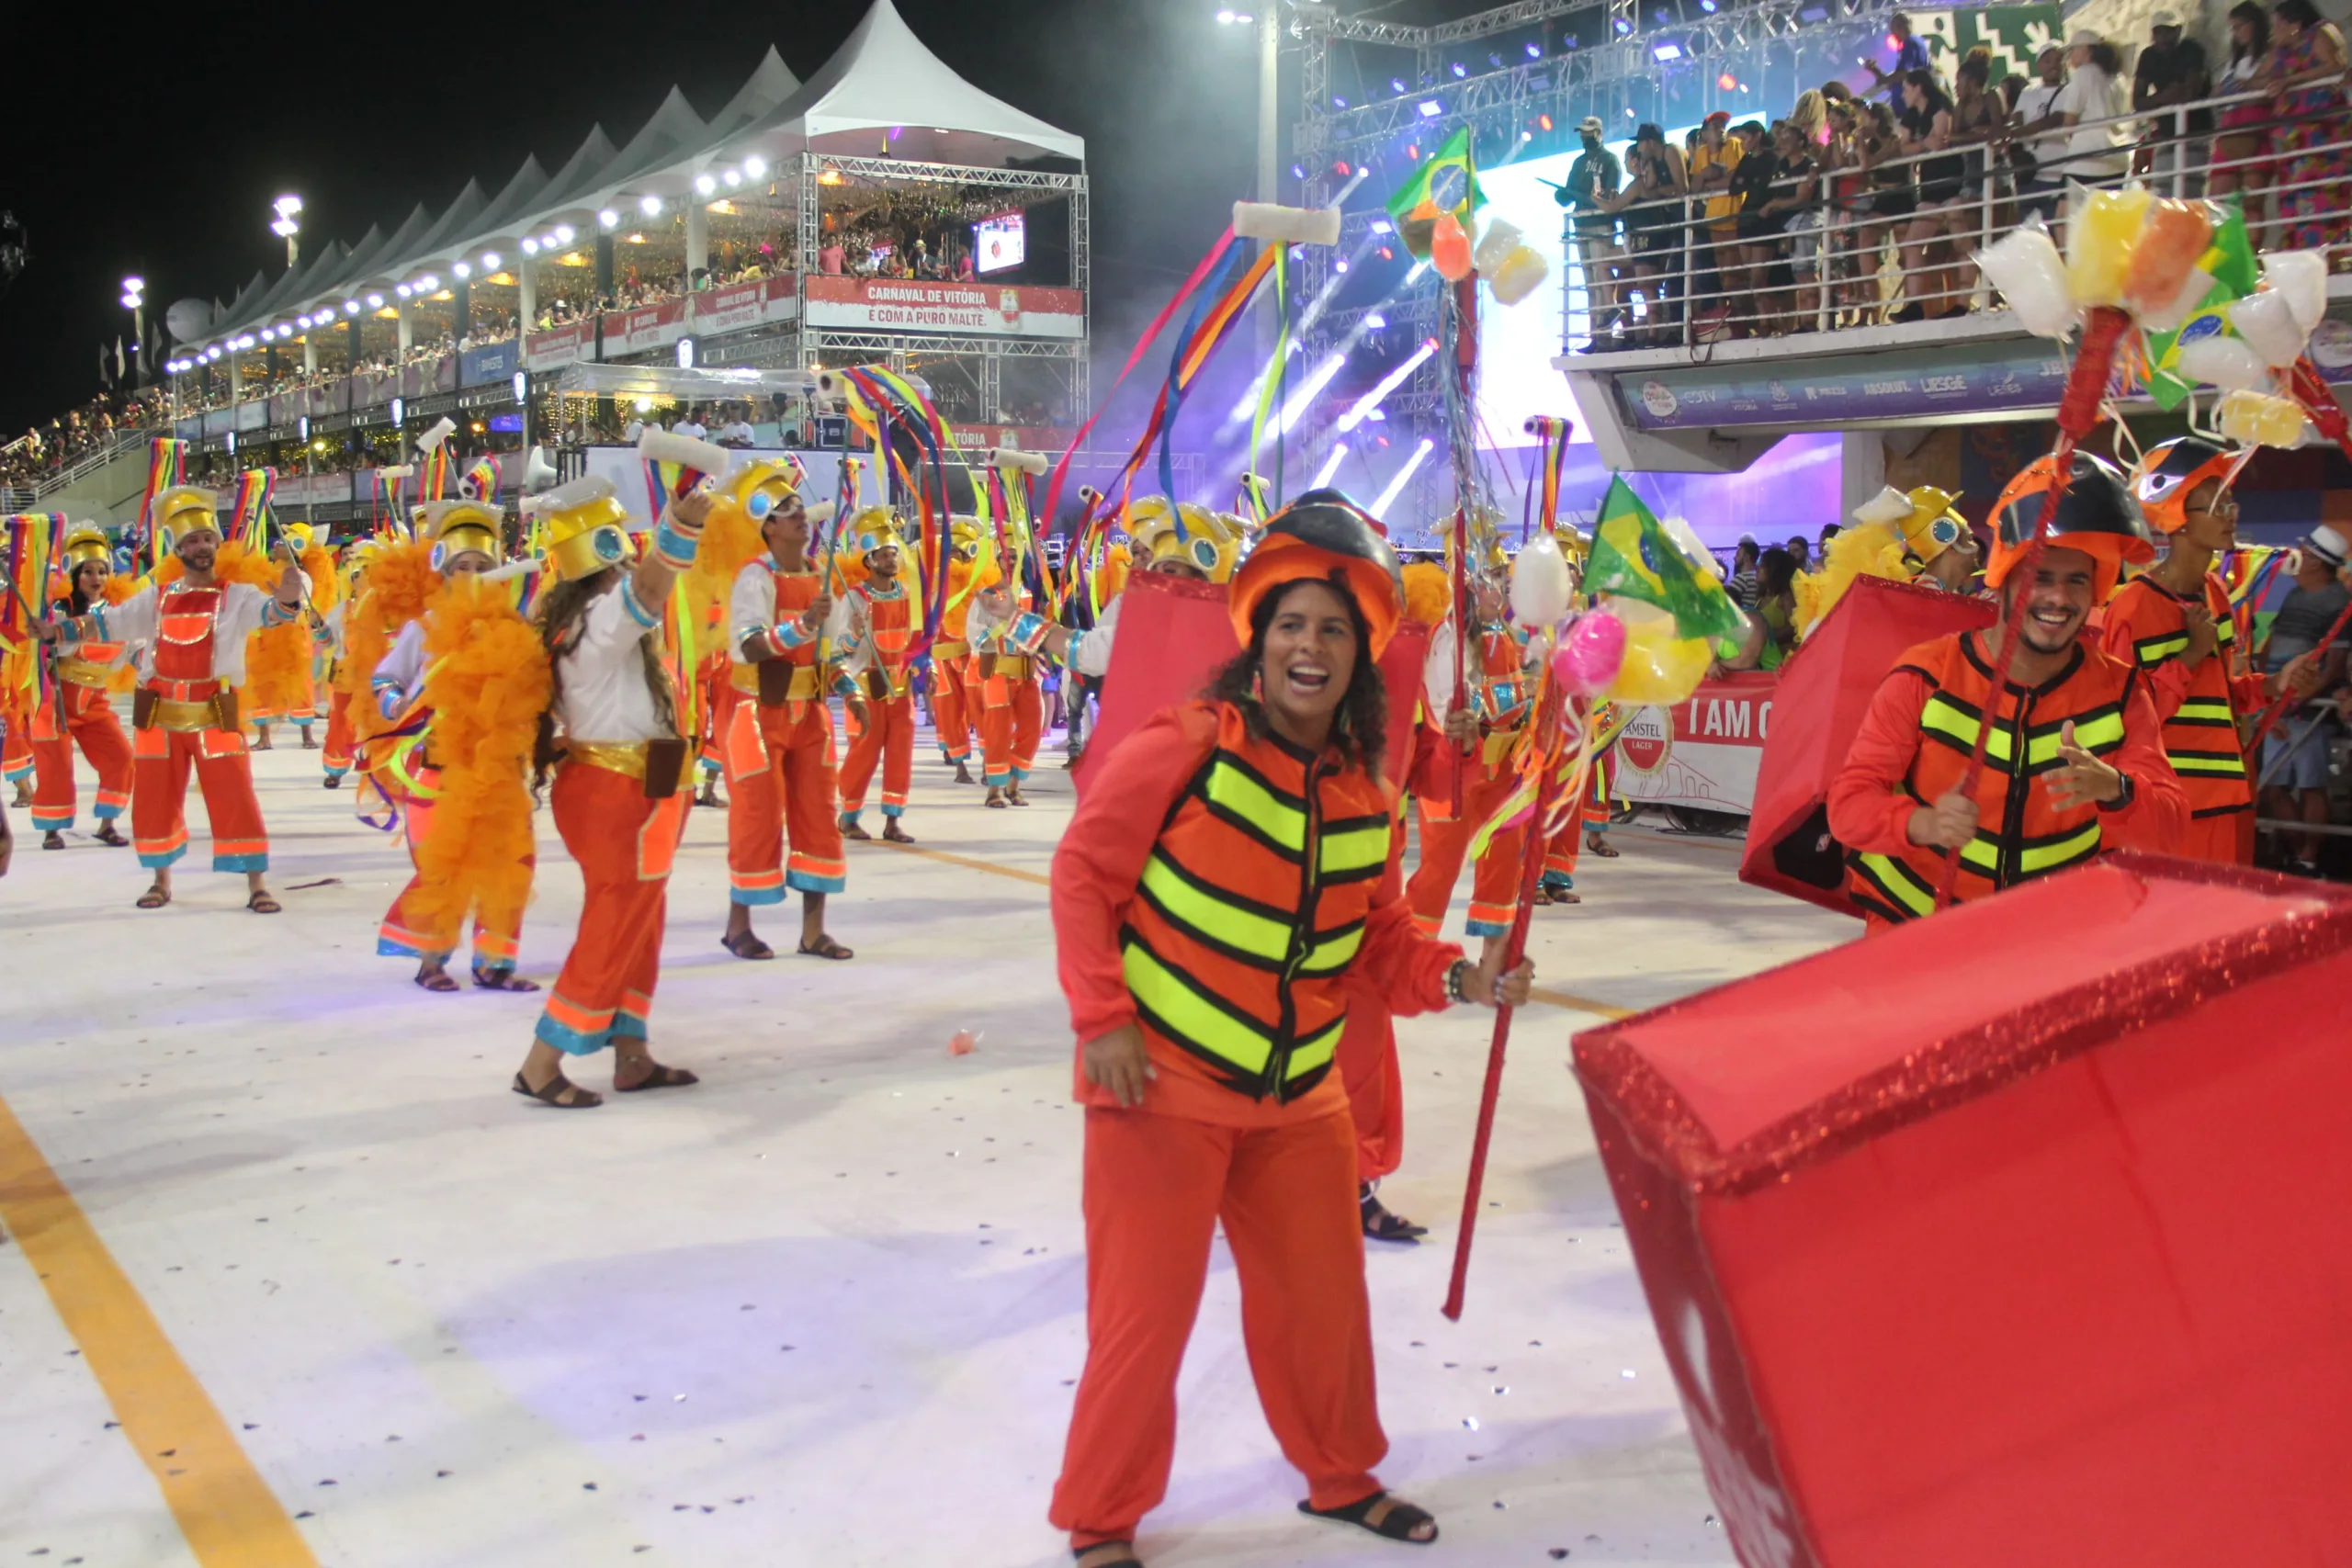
left=0, top=0, right=1296, bottom=436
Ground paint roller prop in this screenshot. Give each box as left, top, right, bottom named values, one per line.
left=415, top=419, right=458, bottom=502
left=1230, top=201, right=1342, bottom=247
left=989, top=446, right=1049, bottom=592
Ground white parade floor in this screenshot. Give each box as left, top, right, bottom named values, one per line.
left=0, top=727, right=1853, bottom=1567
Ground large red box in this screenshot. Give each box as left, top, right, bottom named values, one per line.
left=1573, top=855, right=2352, bottom=1567
left=1738, top=575, right=1993, bottom=914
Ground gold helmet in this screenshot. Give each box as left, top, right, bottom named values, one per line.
left=949, top=515, right=984, bottom=563
left=537, top=477, right=634, bottom=581
left=148, top=485, right=220, bottom=554
left=63, top=525, right=112, bottom=570
left=712, top=457, right=805, bottom=529
left=1895, top=486, right=1968, bottom=562
left=419, top=500, right=505, bottom=570
left=282, top=521, right=315, bottom=552
left=847, top=506, right=905, bottom=559
left=1127, top=497, right=1240, bottom=583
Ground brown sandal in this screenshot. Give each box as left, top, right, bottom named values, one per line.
left=136, top=885, right=171, bottom=909
left=797, top=934, right=854, bottom=961
left=471, top=965, right=541, bottom=992
left=415, top=966, right=461, bottom=993
left=512, top=1069, right=602, bottom=1109
left=614, top=1062, right=699, bottom=1093
left=247, top=889, right=282, bottom=914
left=840, top=816, right=873, bottom=840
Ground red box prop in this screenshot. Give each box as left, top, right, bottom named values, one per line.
left=1738, top=576, right=1994, bottom=914
left=1573, top=855, right=2352, bottom=1567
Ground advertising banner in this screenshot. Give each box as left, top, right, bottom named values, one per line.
left=1611, top=671, right=1777, bottom=815
left=459, top=339, right=520, bottom=387
left=604, top=300, right=688, bottom=356
left=523, top=321, right=594, bottom=372
left=803, top=278, right=1084, bottom=339
left=690, top=276, right=799, bottom=337
left=1620, top=343, right=2079, bottom=431
left=944, top=424, right=1074, bottom=454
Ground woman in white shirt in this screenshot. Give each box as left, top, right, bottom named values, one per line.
left=2053, top=32, right=2132, bottom=187
left=514, top=476, right=708, bottom=1108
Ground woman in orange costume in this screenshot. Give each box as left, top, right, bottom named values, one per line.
left=514, top=476, right=707, bottom=1108
left=931, top=518, right=984, bottom=783
left=29, top=528, right=134, bottom=849
left=1048, top=491, right=1532, bottom=1567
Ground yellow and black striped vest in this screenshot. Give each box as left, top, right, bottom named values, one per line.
left=1121, top=703, right=1394, bottom=1102
left=2106, top=574, right=2252, bottom=819
left=1847, top=633, right=2136, bottom=925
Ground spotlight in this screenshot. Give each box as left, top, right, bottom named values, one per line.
left=1335, top=258, right=1350, bottom=273
left=366, top=293, right=384, bottom=308
left=1539, top=113, right=1555, bottom=130
left=744, top=156, right=767, bottom=177
left=1655, top=6, right=1670, bottom=20
left=598, top=209, right=620, bottom=230
left=1417, top=99, right=1442, bottom=118
left=1525, top=40, right=1542, bottom=56
left=1719, top=71, right=1738, bottom=89
left=419, top=275, right=437, bottom=291
left=1333, top=160, right=1351, bottom=176
left=722, top=169, right=741, bottom=187
left=482, top=251, right=501, bottom=268
left=639, top=194, right=662, bottom=216
left=695, top=174, right=718, bottom=195
left=1365, top=312, right=1387, bottom=328
left=1291, top=162, right=1306, bottom=179
left=1488, top=51, right=1503, bottom=67
left=1564, top=34, right=1579, bottom=48
left=553, top=224, right=575, bottom=244
left=1332, top=95, right=1348, bottom=108
left=1390, top=76, right=1406, bottom=93
left=1701, top=0, right=1717, bottom=10
left=344, top=299, right=361, bottom=314
left=522, top=237, right=540, bottom=254
left=1371, top=220, right=1393, bottom=233
left=1613, top=16, right=1633, bottom=32
left=1652, top=39, right=1684, bottom=60
left=454, top=262, right=472, bottom=279
left=1451, top=61, right=1466, bottom=77
left=298, top=314, right=312, bottom=329
left=397, top=283, right=413, bottom=299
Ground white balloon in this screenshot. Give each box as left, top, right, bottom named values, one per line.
left=2176, top=333, right=2269, bottom=391
left=1474, top=217, right=1524, bottom=276
left=2231, top=288, right=2306, bottom=368
left=2263, top=249, right=2330, bottom=335
left=1975, top=223, right=2079, bottom=340
left=2137, top=265, right=2215, bottom=334
left=1510, top=532, right=1575, bottom=629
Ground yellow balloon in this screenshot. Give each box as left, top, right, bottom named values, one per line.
left=1606, top=616, right=1712, bottom=705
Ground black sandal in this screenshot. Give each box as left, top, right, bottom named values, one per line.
left=797, top=934, right=854, bottom=961
left=1585, top=832, right=1619, bottom=857
left=1361, top=1187, right=1430, bottom=1244
left=136, top=885, right=171, bottom=909
left=95, top=822, right=128, bottom=847
left=1299, top=1491, right=1438, bottom=1543
left=247, top=889, right=282, bottom=914
left=512, top=1070, right=602, bottom=1109
left=415, top=967, right=461, bottom=993
left=721, top=930, right=775, bottom=961
left=1073, top=1544, right=1143, bottom=1568
left=840, top=816, right=873, bottom=841
left=41, top=831, right=64, bottom=851
left=614, top=1062, right=699, bottom=1093
left=882, top=821, right=915, bottom=843
left=471, top=965, right=541, bottom=992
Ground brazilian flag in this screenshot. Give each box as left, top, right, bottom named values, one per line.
left=1585, top=476, right=1744, bottom=641
left=2143, top=202, right=2259, bottom=411
left=1386, top=127, right=1485, bottom=260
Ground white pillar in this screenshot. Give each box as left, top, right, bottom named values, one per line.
left=303, top=333, right=318, bottom=375
left=226, top=349, right=243, bottom=409
left=397, top=299, right=413, bottom=353
left=687, top=202, right=709, bottom=278
left=1839, top=430, right=1888, bottom=522
left=519, top=265, right=537, bottom=333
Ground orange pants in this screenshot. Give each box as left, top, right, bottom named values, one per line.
left=1050, top=1104, right=1387, bottom=1548
left=376, top=765, right=528, bottom=970
left=131, top=724, right=268, bottom=873
left=979, top=666, right=1042, bottom=788
left=29, top=684, right=134, bottom=833
left=1408, top=751, right=1527, bottom=940
left=321, top=688, right=357, bottom=781
left=933, top=652, right=977, bottom=763
left=1336, top=987, right=1406, bottom=1183
left=533, top=761, right=687, bottom=1055
left=2, top=717, right=32, bottom=784
left=2173, top=806, right=2258, bottom=864
left=840, top=692, right=914, bottom=818
left=698, top=657, right=736, bottom=784
left=725, top=695, right=846, bottom=902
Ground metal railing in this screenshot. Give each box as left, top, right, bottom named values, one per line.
left=1564, top=82, right=2352, bottom=355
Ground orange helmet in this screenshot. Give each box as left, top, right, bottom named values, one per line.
left=1985, top=452, right=2154, bottom=600
left=1228, top=489, right=1405, bottom=656
left=2132, top=436, right=2236, bottom=536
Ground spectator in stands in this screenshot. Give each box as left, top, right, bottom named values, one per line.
left=2260, top=525, right=2351, bottom=874
left=1690, top=111, right=1743, bottom=324
left=1562, top=116, right=1624, bottom=351
left=2050, top=31, right=2133, bottom=205
left=1894, top=71, right=1964, bottom=322
left=674, top=405, right=708, bottom=440
left=2270, top=0, right=2351, bottom=253
left=2007, top=45, right=2070, bottom=226
left=720, top=406, right=757, bottom=446
left=1725, top=536, right=1762, bottom=610
left=2136, top=11, right=2213, bottom=195
left=2211, top=4, right=2275, bottom=223
left=1607, top=123, right=1689, bottom=347
left=1863, top=13, right=1936, bottom=100
left=1720, top=547, right=1800, bottom=671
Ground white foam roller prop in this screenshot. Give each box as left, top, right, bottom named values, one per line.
left=1975, top=224, right=2077, bottom=340
left=2138, top=265, right=2215, bottom=335
left=414, top=417, right=458, bottom=454
left=638, top=429, right=735, bottom=479
left=2176, top=333, right=2268, bottom=391
left=1853, top=486, right=1914, bottom=527
left=803, top=500, right=837, bottom=527
left=521, top=445, right=560, bottom=491
left=1232, top=202, right=1342, bottom=247
left=2265, top=250, right=2330, bottom=335
left=989, top=447, right=1051, bottom=476
left=380, top=463, right=415, bottom=479
left=1487, top=245, right=1550, bottom=307
left=2231, top=288, right=2306, bottom=368
left=479, top=558, right=541, bottom=585
left=1510, top=532, right=1575, bottom=629
left=1474, top=217, right=1524, bottom=276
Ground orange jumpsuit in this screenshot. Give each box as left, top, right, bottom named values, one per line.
left=972, top=589, right=1044, bottom=789
left=1048, top=700, right=1464, bottom=1551
left=931, top=575, right=978, bottom=766
left=28, top=631, right=133, bottom=834
left=696, top=598, right=733, bottom=791
left=1541, top=720, right=1616, bottom=894
left=2096, top=571, right=2263, bottom=863
left=839, top=578, right=916, bottom=821
left=103, top=581, right=283, bottom=874
left=533, top=581, right=692, bottom=1055
left=1827, top=630, right=2188, bottom=929
left=726, top=560, right=846, bottom=902
left=1408, top=618, right=1537, bottom=939
left=319, top=603, right=358, bottom=783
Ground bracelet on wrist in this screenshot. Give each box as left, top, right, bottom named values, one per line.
left=1446, top=959, right=1472, bottom=1005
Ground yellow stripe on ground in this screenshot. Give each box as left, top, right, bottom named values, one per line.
left=862, top=838, right=1638, bottom=1019
left=0, top=1093, right=317, bottom=1567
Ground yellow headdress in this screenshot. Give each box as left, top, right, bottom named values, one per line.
left=148, top=485, right=220, bottom=552
left=1894, top=485, right=1967, bottom=563
left=1126, top=497, right=1241, bottom=583
left=418, top=500, right=505, bottom=570
left=537, top=478, right=633, bottom=581
left=63, top=526, right=112, bottom=570
left=282, top=522, right=315, bottom=552
left=848, top=506, right=905, bottom=559
left=949, top=515, right=984, bottom=562
left=713, top=457, right=804, bottom=525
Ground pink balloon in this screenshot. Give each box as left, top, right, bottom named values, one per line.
left=1554, top=610, right=1626, bottom=696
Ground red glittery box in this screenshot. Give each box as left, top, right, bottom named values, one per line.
left=1574, top=854, right=2352, bottom=1567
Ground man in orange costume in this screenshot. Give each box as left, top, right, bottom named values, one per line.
left=317, top=541, right=375, bottom=789
left=28, top=526, right=133, bottom=850
left=967, top=555, right=1044, bottom=809
left=930, top=518, right=983, bottom=784
left=1047, top=491, right=1532, bottom=1566
left=837, top=509, right=919, bottom=843
left=2104, top=436, right=2322, bottom=863
left=59, top=486, right=305, bottom=911
left=1407, top=543, right=1542, bottom=946
left=723, top=466, right=853, bottom=961
left=1828, top=453, right=2188, bottom=929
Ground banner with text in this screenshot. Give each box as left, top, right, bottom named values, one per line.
left=1611, top=672, right=1776, bottom=815
left=523, top=321, right=595, bottom=372
left=689, top=276, right=801, bottom=337
left=803, top=278, right=1084, bottom=339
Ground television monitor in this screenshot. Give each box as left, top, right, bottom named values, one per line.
left=974, top=212, right=1025, bottom=275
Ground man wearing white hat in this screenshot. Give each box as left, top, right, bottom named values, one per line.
left=2134, top=11, right=2211, bottom=197
left=2259, top=525, right=2351, bottom=875
left=1558, top=116, right=1623, bottom=348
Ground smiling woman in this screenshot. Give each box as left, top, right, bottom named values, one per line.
left=1043, top=490, right=1532, bottom=1566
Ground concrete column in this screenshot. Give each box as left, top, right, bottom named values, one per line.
left=1839, top=430, right=1888, bottom=524
left=518, top=265, right=537, bottom=333
left=226, top=349, right=242, bottom=409
left=397, top=299, right=413, bottom=353
left=687, top=202, right=709, bottom=278
left=303, top=332, right=319, bottom=374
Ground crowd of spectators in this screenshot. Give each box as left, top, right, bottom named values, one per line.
left=0, top=388, right=168, bottom=492
left=1562, top=3, right=2352, bottom=349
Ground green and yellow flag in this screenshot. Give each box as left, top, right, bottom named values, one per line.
left=2142, top=201, right=2259, bottom=412
left=1386, top=127, right=1485, bottom=259
left=1586, top=476, right=1744, bottom=642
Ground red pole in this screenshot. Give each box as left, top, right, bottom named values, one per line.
left=1450, top=505, right=1470, bottom=819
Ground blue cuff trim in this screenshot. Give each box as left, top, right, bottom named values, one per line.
left=213, top=852, right=269, bottom=874
left=654, top=522, right=700, bottom=569
left=30, top=811, right=74, bottom=831
left=881, top=803, right=905, bottom=818
left=375, top=934, right=452, bottom=962
left=731, top=887, right=789, bottom=908
left=92, top=802, right=125, bottom=820
left=774, top=619, right=814, bottom=649
left=1464, top=917, right=1511, bottom=939
left=620, top=580, right=661, bottom=628
left=3, top=761, right=33, bottom=783
left=785, top=868, right=847, bottom=895
left=139, top=845, right=187, bottom=870
left=1540, top=871, right=1575, bottom=891
left=610, top=1010, right=650, bottom=1043
left=534, top=1011, right=612, bottom=1056
left=322, top=765, right=349, bottom=780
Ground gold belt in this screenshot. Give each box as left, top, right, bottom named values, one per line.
left=990, top=655, right=1032, bottom=681
left=57, top=658, right=116, bottom=688
left=153, top=696, right=230, bottom=733
left=931, top=639, right=970, bottom=660
left=564, top=739, right=690, bottom=789
left=730, top=662, right=822, bottom=698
